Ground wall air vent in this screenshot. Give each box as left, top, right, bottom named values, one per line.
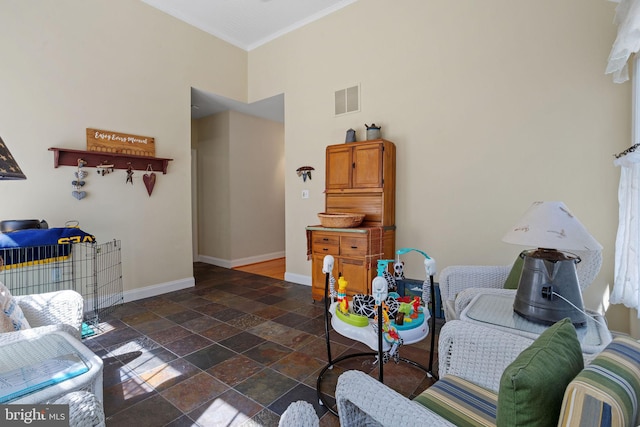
left=335, top=84, right=360, bottom=116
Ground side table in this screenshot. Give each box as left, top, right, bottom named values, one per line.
left=460, top=293, right=612, bottom=355
left=0, top=331, right=103, bottom=404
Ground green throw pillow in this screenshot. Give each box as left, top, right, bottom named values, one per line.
left=496, top=318, right=584, bottom=427
left=503, top=252, right=525, bottom=290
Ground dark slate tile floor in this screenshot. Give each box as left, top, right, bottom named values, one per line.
left=83, top=262, right=441, bottom=426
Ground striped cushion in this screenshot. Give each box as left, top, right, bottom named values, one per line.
left=559, top=336, right=640, bottom=427
left=413, top=375, right=497, bottom=427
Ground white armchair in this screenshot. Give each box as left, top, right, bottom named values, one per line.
left=0, top=289, right=84, bottom=342
left=54, top=391, right=106, bottom=427
left=335, top=320, right=534, bottom=426
left=438, top=249, right=602, bottom=321
left=0, top=290, right=103, bottom=406
left=336, top=319, right=640, bottom=427
left=278, top=400, right=319, bottom=427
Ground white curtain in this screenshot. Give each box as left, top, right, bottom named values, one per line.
left=613, top=150, right=640, bottom=314
left=609, top=0, right=640, bottom=315
left=606, top=0, right=640, bottom=83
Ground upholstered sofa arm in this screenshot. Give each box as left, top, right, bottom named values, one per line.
left=438, top=320, right=534, bottom=391
left=438, top=265, right=510, bottom=320
left=336, top=370, right=456, bottom=427
left=559, top=335, right=640, bottom=427
left=14, top=290, right=84, bottom=339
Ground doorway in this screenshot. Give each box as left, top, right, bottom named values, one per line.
left=190, top=88, right=285, bottom=270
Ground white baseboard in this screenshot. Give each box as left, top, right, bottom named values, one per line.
left=230, top=251, right=285, bottom=268
left=83, top=268, right=310, bottom=315
left=198, top=254, right=311, bottom=286
left=122, top=277, right=195, bottom=303
left=198, top=255, right=231, bottom=268
left=197, top=251, right=285, bottom=269
left=285, top=272, right=311, bottom=286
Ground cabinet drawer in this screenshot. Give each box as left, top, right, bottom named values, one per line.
left=340, top=236, right=368, bottom=257
left=313, top=233, right=340, bottom=246
left=312, top=241, right=339, bottom=255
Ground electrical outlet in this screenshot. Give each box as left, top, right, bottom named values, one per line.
left=302, top=189, right=309, bottom=199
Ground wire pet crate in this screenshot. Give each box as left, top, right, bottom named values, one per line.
left=0, top=240, right=123, bottom=325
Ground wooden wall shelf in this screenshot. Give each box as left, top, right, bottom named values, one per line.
left=49, top=147, right=172, bottom=174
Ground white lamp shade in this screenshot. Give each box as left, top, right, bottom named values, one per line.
left=502, top=201, right=603, bottom=251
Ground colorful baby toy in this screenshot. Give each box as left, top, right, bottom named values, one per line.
left=337, top=276, right=349, bottom=313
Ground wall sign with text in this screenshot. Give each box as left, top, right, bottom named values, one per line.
left=86, top=128, right=155, bottom=157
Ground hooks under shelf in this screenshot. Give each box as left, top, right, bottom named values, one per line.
left=49, top=147, right=172, bottom=174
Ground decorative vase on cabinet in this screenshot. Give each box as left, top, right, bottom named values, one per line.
left=307, top=139, right=396, bottom=301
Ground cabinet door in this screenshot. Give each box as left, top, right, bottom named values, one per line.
left=326, top=145, right=353, bottom=189
left=352, top=143, right=383, bottom=188
left=338, top=258, right=368, bottom=295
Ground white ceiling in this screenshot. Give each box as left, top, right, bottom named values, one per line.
left=141, top=0, right=357, bottom=51
left=141, top=0, right=357, bottom=120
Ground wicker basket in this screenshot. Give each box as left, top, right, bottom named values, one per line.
left=317, top=212, right=365, bottom=228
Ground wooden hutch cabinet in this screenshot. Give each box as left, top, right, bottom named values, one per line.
left=326, top=142, right=385, bottom=189
left=307, top=139, right=396, bottom=301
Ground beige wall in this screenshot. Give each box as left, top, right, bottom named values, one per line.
left=228, top=111, right=285, bottom=262
left=1, top=0, right=635, bottom=334
left=197, top=113, right=232, bottom=261
left=196, top=111, right=285, bottom=266
left=249, top=0, right=635, bottom=334
left=0, top=0, right=247, bottom=300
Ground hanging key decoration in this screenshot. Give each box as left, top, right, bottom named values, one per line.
left=72, top=159, right=87, bottom=200
left=125, top=163, right=134, bottom=185
left=97, top=161, right=114, bottom=176
left=143, top=164, right=156, bottom=197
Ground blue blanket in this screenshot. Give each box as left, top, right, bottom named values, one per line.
left=0, top=228, right=95, bottom=268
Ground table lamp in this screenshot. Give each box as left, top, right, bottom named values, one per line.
left=0, top=137, right=26, bottom=180
left=502, top=201, right=602, bottom=326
